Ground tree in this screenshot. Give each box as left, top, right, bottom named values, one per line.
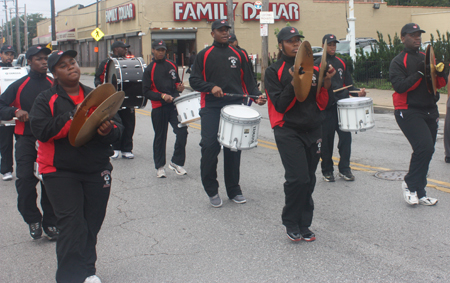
left=387, top=0, right=450, bottom=7
left=1, top=13, right=47, bottom=52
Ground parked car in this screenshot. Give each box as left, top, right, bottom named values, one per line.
left=313, top=37, right=378, bottom=59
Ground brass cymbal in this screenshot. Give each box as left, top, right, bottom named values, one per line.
left=294, top=40, right=314, bottom=102
left=425, top=45, right=437, bottom=96
left=69, top=83, right=125, bottom=147
left=317, top=39, right=328, bottom=96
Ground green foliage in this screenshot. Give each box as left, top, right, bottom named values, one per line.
left=387, top=0, right=450, bottom=6
left=1, top=13, right=47, bottom=53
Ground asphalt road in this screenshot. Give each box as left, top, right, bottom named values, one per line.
left=1, top=75, right=450, bottom=282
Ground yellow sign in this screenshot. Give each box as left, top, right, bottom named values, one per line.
left=91, top=28, right=105, bottom=41
left=46, top=42, right=52, bottom=50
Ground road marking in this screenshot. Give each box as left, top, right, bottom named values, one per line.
left=136, top=111, right=450, bottom=193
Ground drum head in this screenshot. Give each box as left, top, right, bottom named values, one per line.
left=317, top=39, right=327, bottom=96
left=173, top=92, right=201, bottom=104
left=337, top=97, right=372, bottom=106
left=294, top=41, right=314, bottom=101
left=69, top=84, right=125, bottom=147
left=222, top=105, right=260, bottom=119
left=106, top=58, right=120, bottom=90
left=425, top=45, right=437, bottom=96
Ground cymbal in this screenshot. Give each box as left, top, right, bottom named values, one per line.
left=317, top=39, right=328, bottom=96
left=293, top=40, right=314, bottom=102
left=425, top=45, right=437, bottom=96
left=69, top=83, right=125, bottom=147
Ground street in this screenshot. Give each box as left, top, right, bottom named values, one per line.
left=1, top=75, right=450, bottom=282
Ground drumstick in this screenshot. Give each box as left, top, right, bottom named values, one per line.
left=182, top=53, right=184, bottom=68
left=333, top=85, right=353, bottom=92
left=181, top=66, right=186, bottom=82
left=349, top=90, right=370, bottom=94
left=223, top=93, right=261, bottom=99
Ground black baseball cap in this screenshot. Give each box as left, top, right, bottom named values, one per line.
left=111, top=41, right=130, bottom=49
left=152, top=40, right=167, bottom=50
left=228, top=33, right=237, bottom=42
left=1, top=45, right=15, bottom=54
left=322, top=34, right=339, bottom=44
left=25, top=45, right=51, bottom=60
left=401, top=23, right=425, bottom=36
left=211, top=19, right=231, bottom=31
left=48, top=50, right=77, bottom=73
left=277, top=27, right=304, bottom=43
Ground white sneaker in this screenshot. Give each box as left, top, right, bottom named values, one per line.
left=156, top=167, right=166, bottom=178
left=122, top=152, right=134, bottom=159
left=111, top=150, right=120, bottom=159
left=168, top=162, right=187, bottom=175
left=402, top=181, right=419, bottom=205
left=2, top=172, right=13, bottom=181
left=419, top=196, right=438, bottom=206
left=84, top=275, right=101, bottom=283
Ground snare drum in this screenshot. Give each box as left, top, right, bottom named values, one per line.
left=337, top=97, right=375, bottom=132
left=218, top=105, right=261, bottom=151
left=105, top=57, right=147, bottom=109
left=173, top=92, right=201, bottom=127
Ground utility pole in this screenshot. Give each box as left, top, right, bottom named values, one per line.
left=226, top=0, right=234, bottom=34
left=51, top=0, right=56, bottom=48
left=4, top=0, right=9, bottom=45
left=95, top=0, right=99, bottom=68
left=347, top=0, right=356, bottom=62
left=9, top=8, right=13, bottom=46
left=23, top=4, right=26, bottom=50
left=260, top=0, right=269, bottom=91
left=15, top=0, right=20, bottom=53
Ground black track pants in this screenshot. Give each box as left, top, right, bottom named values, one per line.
left=0, top=125, right=14, bottom=174
left=112, top=108, right=135, bottom=152
left=444, top=98, right=450, bottom=158
left=151, top=105, right=188, bottom=169
left=199, top=106, right=242, bottom=199
left=43, top=169, right=111, bottom=283
left=395, top=108, right=438, bottom=198
left=274, top=126, right=319, bottom=229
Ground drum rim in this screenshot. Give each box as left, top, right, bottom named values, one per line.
left=173, top=92, right=201, bottom=104
left=221, top=104, right=261, bottom=120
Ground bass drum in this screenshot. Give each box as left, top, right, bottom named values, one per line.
left=105, top=57, right=147, bottom=109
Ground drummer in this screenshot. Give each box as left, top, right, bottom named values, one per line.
left=142, top=40, right=188, bottom=178
left=265, top=27, right=334, bottom=242
left=314, top=34, right=366, bottom=182
left=95, top=40, right=136, bottom=159
left=0, top=45, right=16, bottom=181
left=0, top=45, right=58, bottom=240
left=189, top=19, right=266, bottom=207
left=29, top=50, right=123, bottom=283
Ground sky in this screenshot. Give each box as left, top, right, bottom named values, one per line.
left=0, top=0, right=95, bottom=23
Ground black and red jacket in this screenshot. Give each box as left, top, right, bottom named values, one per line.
left=0, top=70, right=53, bottom=135
left=389, top=47, right=447, bottom=110
left=94, top=55, right=122, bottom=87
left=189, top=41, right=261, bottom=108
left=265, top=54, right=329, bottom=130
left=142, top=57, right=181, bottom=109
left=29, top=83, right=123, bottom=174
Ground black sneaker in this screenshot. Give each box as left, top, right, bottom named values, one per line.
left=323, top=172, right=335, bottom=182
left=44, top=226, right=59, bottom=241
left=286, top=227, right=301, bottom=242
left=339, top=171, right=355, bottom=181
left=29, top=222, right=42, bottom=239
left=300, top=227, right=316, bottom=242
left=445, top=156, right=450, bottom=163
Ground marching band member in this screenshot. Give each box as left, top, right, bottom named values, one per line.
left=0, top=45, right=58, bottom=240
left=189, top=19, right=266, bottom=207
left=265, top=27, right=333, bottom=242
left=142, top=40, right=188, bottom=178
left=30, top=50, right=123, bottom=283
left=95, top=40, right=136, bottom=159
left=228, top=33, right=257, bottom=84
left=389, top=23, right=447, bottom=206
left=0, top=45, right=16, bottom=181
left=315, top=34, right=366, bottom=182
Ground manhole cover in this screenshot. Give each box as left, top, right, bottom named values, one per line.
left=374, top=170, right=407, bottom=181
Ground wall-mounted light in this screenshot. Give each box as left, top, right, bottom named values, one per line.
left=373, top=3, right=380, bottom=9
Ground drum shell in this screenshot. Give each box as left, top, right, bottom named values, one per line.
left=218, top=105, right=261, bottom=151
left=337, top=97, right=375, bottom=132
left=173, top=92, right=201, bottom=125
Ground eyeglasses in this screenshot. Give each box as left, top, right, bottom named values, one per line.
left=286, top=37, right=302, bottom=44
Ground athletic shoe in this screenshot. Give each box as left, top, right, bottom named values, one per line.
left=339, top=171, right=355, bottom=181
left=168, top=162, right=187, bottom=175
left=29, top=222, right=42, bottom=239
left=419, top=196, right=438, bottom=206
left=300, top=227, right=316, bottom=242
left=84, top=275, right=102, bottom=283
left=209, top=194, right=223, bottom=208
left=2, top=172, right=13, bottom=181
left=286, top=227, right=301, bottom=242
left=232, top=194, right=247, bottom=204
left=111, top=150, right=120, bottom=159
left=156, top=167, right=166, bottom=178
left=402, top=181, right=419, bottom=205
left=122, top=152, right=134, bottom=159
left=323, top=172, right=335, bottom=182
left=445, top=156, right=450, bottom=163
left=43, top=226, right=59, bottom=241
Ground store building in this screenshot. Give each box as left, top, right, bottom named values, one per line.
left=34, top=0, right=450, bottom=68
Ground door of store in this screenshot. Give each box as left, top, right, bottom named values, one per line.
left=151, top=32, right=196, bottom=66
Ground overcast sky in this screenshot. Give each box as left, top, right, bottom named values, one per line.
left=0, top=0, right=96, bottom=23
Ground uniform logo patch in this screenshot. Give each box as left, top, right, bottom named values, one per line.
left=37, top=46, right=42, bottom=49
left=221, top=20, right=226, bottom=24
left=338, top=68, right=344, bottom=80
left=290, top=28, right=295, bottom=33
left=169, top=69, right=177, bottom=80
left=228, top=56, right=238, bottom=68
left=101, top=170, right=111, bottom=188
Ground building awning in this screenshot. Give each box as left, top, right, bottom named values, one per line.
left=32, top=28, right=76, bottom=45
left=151, top=27, right=197, bottom=40
left=32, top=33, right=51, bottom=45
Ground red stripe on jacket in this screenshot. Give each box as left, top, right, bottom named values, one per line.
left=150, top=63, right=162, bottom=109
left=12, top=77, right=31, bottom=135
left=200, top=46, right=215, bottom=108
